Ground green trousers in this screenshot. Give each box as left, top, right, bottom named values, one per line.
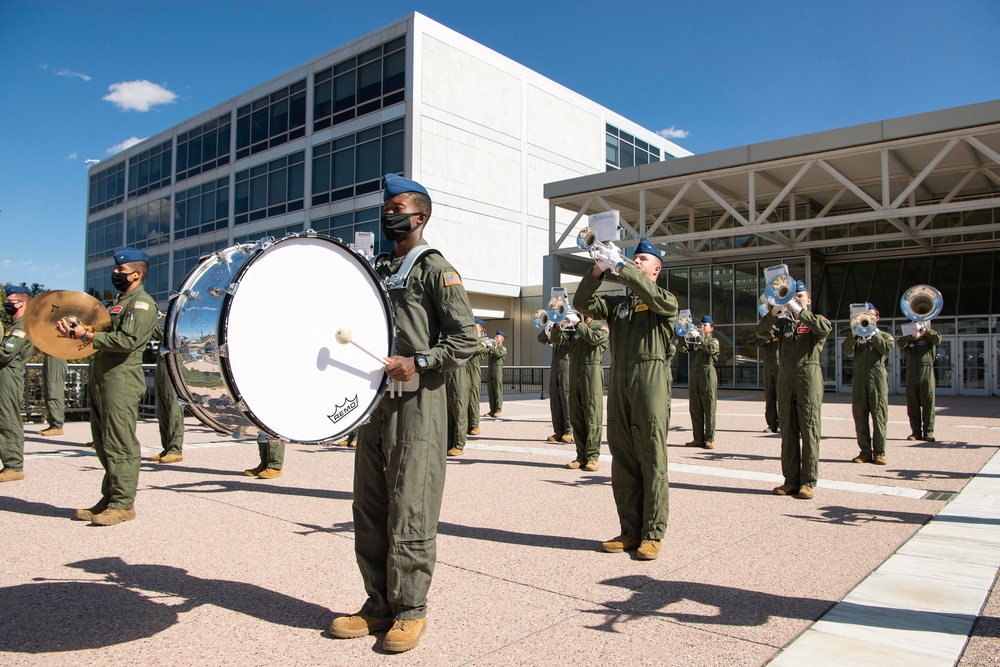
left=43, top=356, right=68, bottom=429
left=905, top=365, right=936, bottom=438
left=568, top=362, right=603, bottom=462
left=777, top=366, right=823, bottom=488
left=689, top=365, right=717, bottom=442
left=853, top=369, right=888, bottom=457
left=762, top=364, right=778, bottom=432
left=465, top=361, right=482, bottom=430
left=354, top=372, right=447, bottom=620
left=550, top=359, right=572, bottom=437
left=90, top=369, right=145, bottom=510
left=445, top=368, right=468, bottom=450
left=487, top=368, right=503, bottom=414
left=155, top=356, right=184, bottom=455
left=255, top=441, right=285, bottom=469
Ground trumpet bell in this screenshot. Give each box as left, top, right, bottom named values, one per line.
left=765, top=273, right=795, bottom=306
left=533, top=308, right=549, bottom=329
left=851, top=311, right=876, bottom=338
left=900, top=284, right=943, bottom=322
left=674, top=309, right=692, bottom=337
left=757, top=293, right=770, bottom=318
left=576, top=227, right=598, bottom=252
left=547, top=295, right=568, bottom=323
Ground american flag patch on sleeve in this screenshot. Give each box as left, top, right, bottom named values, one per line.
left=443, top=271, right=462, bottom=287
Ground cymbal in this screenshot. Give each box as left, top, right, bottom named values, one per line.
left=23, top=290, right=111, bottom=359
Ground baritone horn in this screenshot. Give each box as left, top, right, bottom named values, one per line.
left=674, top=309, right=693, bottom=337
left=763, top=264, right=795, bottom=306
left=900, top=285, right=943, bottom=323
left=850, top=303, right=876, bottom=339
left=533, top=308, right=549, bottom=329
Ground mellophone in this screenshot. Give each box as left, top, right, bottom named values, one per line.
left=163, top=231, right=395, bottom=444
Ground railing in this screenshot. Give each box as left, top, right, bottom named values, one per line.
left=19, top=363, right=158, bottom=421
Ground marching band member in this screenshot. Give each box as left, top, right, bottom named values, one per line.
left=540, top=317, right=573, bottom=444
left=897, top=322, right=942, bottom=442
left=843, top=306, right=893, bottom=464
left=679, top=315, right=720, bottom=450
left=565, top=314, right=609, bottom=471
left=465, top=318, right=489, bottom=437
left=755, top=334, right=779, bottom=434
left=484, top=330, right=507, bottom=418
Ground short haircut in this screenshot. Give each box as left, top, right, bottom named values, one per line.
left=407, top=192, right=432, bottom=219
left=122, top=261, right=149, bottom=281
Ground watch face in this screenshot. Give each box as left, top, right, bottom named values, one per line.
left=417, top=355, right=428, bottom=368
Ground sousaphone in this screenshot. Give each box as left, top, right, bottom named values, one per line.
left=22, top=290, right=111, bottom=359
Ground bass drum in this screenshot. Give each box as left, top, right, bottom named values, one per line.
left=163, top=233, right=394, bottom=443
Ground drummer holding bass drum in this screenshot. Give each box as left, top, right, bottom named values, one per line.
left=329, top=174, right=477, bottom=652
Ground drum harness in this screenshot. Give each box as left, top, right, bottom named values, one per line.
left=373, top=244, right=441, bottom=397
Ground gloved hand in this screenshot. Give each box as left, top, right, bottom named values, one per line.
left=786, top=298, right=804, bottom=316
left=594, top=245, right=622, bottom=273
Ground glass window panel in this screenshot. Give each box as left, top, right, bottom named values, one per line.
left=711, top=265, right=733, bottom=324
left=868, top=258, right=902, bottom=317
left=381, top=131, right=404, bottom=175
left=334, top=70, right=357, bottom=112
left=313, top=154, right=331, bottom=193
left=288, top=161, right=304, bottom=200
left=357, top=60, right=381, bottom=104
left=689, top=265, right=711, bottom=318
left=333, top=149, right=354, bottom=189
left=250, top=108, right=269, bottom=145
left=734, top=263, right=759, bottom=324
left=667, top=268, right=689, bottom=310
left=838, top=261, right=874, bottom=321
left=250, top=174, right=267, bottom=210
left=383, top=50, right=405, bottom=91
left=268, top=169, right=287, bottom=206
left=929, top=255, right=961, bottom=317
left=355, top=139, right=380, bottom=183
left=620, top=142, right=634, bottom=169
left=958, top=253, right=993, bottom=315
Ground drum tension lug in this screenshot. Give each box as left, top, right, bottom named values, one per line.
left=226, top=282, right=240, bottom=296
left=181, top=289, right=200, bottom=301
left=216, top=343, right=228, bottom=358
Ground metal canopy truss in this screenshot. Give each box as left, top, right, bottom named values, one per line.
left=548, top=119, right=1000, bottom=266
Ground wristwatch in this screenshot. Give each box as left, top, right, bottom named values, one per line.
left=414, top=353, right=429, bottom=373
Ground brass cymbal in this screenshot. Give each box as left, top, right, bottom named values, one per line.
left=23, top=290, right=112, bottom=359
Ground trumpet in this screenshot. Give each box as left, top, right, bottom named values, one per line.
left=850, top=306, right=877, bottom=341
left=546, top=295, right=569, bottom=324
left=758, top=291, right=797, bottom=320
left=674, top=309, right=693, bottom=337
left=576, top=227, right=636, bottom=275
left=533, top=308, right=549, bottom=329
left=763, top=264, right=796, bottom=306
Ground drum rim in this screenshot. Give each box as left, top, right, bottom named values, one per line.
left=218, top=233, right=396, bottom=443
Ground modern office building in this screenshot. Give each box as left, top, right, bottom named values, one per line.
left=84, top=12, right=689, bottom=364
left=544, top=99, right=1000, bottom=396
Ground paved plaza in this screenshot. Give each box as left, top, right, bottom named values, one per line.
left=1, top=390, right=998, bottom=666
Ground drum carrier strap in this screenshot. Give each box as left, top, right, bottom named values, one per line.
left=374, top=245, right=441, bottom=291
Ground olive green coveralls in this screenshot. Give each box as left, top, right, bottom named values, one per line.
left=43, top=354, right=68, bottom=430
left=843, top=330, right=893, bottom=458
left=486, top=342, right=507, bottom=414
left=90, top=286, right=158, bottom=510
left=897, top=328, right=942, bottom=439
left=567, top=320, right=609, bottom=464
left=541, top=328, right=572, bottom=439
left=756, top=335, right=779, bottom=432
left=152, top=317, right=184, bottom=456
left=0, top=317, right=34, bottom=472
left=465, top=340, right=488, bottom=430
left=445, top=364, right=468, bottom=450
left=756, top=310, right=831, bottom=489
left=679, top=335, right=720, bottom=444
left=575, top=266, right=678, bottom=541
left=354, top=241, right=476, bottom=621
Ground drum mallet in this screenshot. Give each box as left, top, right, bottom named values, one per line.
left=335, top=327, right=388, bottom=365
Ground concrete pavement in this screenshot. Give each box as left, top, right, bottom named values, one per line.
left=1, top=390, right=998, bottom=666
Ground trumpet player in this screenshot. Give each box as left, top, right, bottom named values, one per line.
left=464, top=318, right=489, bottom=438
left=565, top=314, right=609, bottom=471
left=539, top=320, right=573, bottom=444
left=897, top=321, right=942, bottom=442
left=574, top=238, right=678, bottom=560
left=484, top=330, right=508, bottom=418
left=756, top=280, right=831, bottom=500
left=679, top=316, right=720, bottom=450
left=843, top=306, right=893, bottom=464
left=755, top=333, right=779, bottom=434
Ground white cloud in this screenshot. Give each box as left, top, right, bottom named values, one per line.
left=103, top=80, right=177, bottom=112
left=65, top=152, right=78, bottom=160
left=41, top=64, right=92, bottom=81
left=657, top=126, right=690, bottom=140
left=107, top=137, right=146, bottom=155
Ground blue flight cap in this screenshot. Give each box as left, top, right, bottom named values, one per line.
left=496, top=330, right=507, bottom=339
left=383, top=173, right=430, bottom=201
left=634, top=237, right=661, bottom=260
left=3, top=284, right=30, bottom=295
left=701, top=315, right=714, bottom=325
left=474, top=317, right=486, bottom=326
left=114, top=247, right=149, bottom=265
left=795, top=279, right=808, bottom=293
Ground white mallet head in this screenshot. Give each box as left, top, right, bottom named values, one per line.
left=335, top=327, right=352, bottom=345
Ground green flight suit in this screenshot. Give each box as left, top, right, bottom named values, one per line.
left=90, top=285, right=158, bottom=510
left=843, top=330, right=893, bottom=457
left=575, top=266, right=678, bottom=541
left=252, top=440, right=284, bottom=470
left=756, top=335, right=779, bottom=432
left=679, top=334, right=720, bottom=444
left=567, top=320, right=609, bottom=464
left=486, top=342, right=507, bottom=414
left=354, top=240, right=476, bottom=621
left=152, top=317, right=184, bottom=456
left=1, top=317, right=34, bottom=472
left=465, top=339, right=488, bottom=429
left=43, top=354, right=68, bottom=430
left=541, top=328, right=572, bottom=438
left=445, top=364, right=468, bottom=450
left=897, top=328, right=942, bottom=439
left=756, top=309, right=831, bottom=489
left=666, top=342, right=676, bottom=423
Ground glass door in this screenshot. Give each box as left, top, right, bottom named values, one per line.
left=995, top=337, right=1000, bottom=396
left=958, top=337, right=989, bottom=396
left=934, top=337, right=955, bottom=396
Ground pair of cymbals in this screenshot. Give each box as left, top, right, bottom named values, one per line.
left=23, top=291, right=111, bottom=359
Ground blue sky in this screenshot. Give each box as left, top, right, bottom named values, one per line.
left=1, top=0, right=997, bottom=291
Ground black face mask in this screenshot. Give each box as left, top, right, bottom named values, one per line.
left=380, top=212, right=420, bottom=242
left=111, top=271, right=134, bottom=292
left=3, top=302, right=18, bottom=316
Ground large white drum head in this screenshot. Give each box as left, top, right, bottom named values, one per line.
left=223, top=236, right=392, bottom=442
